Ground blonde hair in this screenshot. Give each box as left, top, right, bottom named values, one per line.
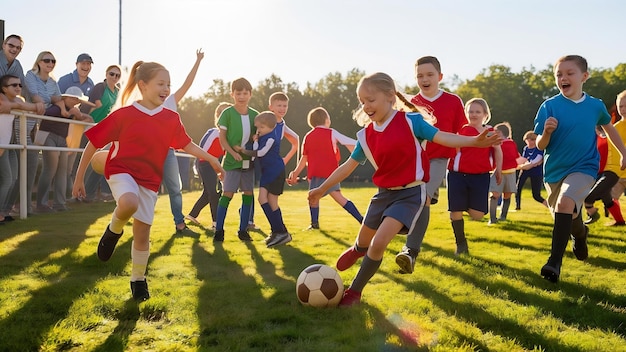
left=465, top=98, right=492, bottom=124
left=214, top=102, right=232, bottom=126
left=255, top=111, right=277, bottom=129
left=307, top=107, right=329, bottom=128
left=523, top=131, right=537, bottom=141
left=31, top=51, right=55, bottom=74
left=120, top=61, right=167, bottom=106
left=494, top=121, right=512, bottom=139
left=617, top=90, right=626, bottom=102
left=353, top=72, right=434, bottom=127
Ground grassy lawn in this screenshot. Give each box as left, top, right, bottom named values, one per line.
left=1, top=184, right=625, bottom=351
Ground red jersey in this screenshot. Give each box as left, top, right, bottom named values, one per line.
left=86, top=103, right=192, bottom=192
left=411, top=90, right=466, bottom=159
left=356, top=111, right=432, bottom=188
left=449, top=125, right=495, bottom=174
left=500, top=139, right=520, bottom=171
left=302, top=126, right=354, bottom=179
left=597, top=134, right=608, bottom=172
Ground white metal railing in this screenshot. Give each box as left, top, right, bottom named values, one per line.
left=3, top=110, right=196, bottom=220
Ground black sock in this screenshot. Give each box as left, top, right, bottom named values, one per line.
left=349, top=255, right=382, bottom=292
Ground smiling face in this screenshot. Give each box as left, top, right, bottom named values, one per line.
left=2, top=36, right=23, bottom=63
left=357, top=82, right=395, bottom=125
left=269, top=99, right=288, bottom=120
left=138, top=69, right=171, bottom=110
left=415, top=62, right=443, bottom=98
left=38, top=53, right=56, bottom=75
left=554, top=60, right=588, bottom=100
left=76, top=60, right=92, bottom=80
left=2, top=77, right=22, bottom=99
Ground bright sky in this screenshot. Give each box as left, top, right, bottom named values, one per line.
left=2, top=0, right=624, bottom=98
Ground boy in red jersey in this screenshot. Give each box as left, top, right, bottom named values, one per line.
left=488, top=122, right=521, bottom=224
left=288, top=107, right=363, bottom=229
left=396, top=56, right=467, bottom=274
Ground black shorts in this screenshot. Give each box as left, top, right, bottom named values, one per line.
left=263, top=169, right=286, bottom=196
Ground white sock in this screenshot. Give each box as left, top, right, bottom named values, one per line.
left=109, top=212, right=127, bottom=234
left=130, top=241, right=150, bottom=281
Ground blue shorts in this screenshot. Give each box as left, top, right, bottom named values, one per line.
left=363, top=184, right=425, bottom=234
left=447, top=171, right=490, bottom=213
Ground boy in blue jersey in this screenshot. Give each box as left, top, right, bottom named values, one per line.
left=235, top=112, right=292, bottom=248
left=534, top=55, right=626, bottom=283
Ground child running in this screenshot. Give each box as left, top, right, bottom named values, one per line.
left=309, top=72, right=501, bottom=306
left=72, top=61, right=225, bottom=301
left=447, top=98, right=502, bottom=254
left=534, top=55, right=626, bottom=283
left=288, top=107, right=363, bottom=229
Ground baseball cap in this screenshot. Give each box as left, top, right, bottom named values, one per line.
left=76, top=53, right=93, bottom=63
left=62, top=86, right=95, bottom=106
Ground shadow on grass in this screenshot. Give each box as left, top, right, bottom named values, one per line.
left=384, top=244, right=626, bottom=350
left=0, top=202, right=127, bottom=351
left=92, top=300, right=140, bottom=352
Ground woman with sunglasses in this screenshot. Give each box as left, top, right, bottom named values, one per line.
left=24, top=51, right=68, bottom=115
left=80, top=65, right=123, bottom=202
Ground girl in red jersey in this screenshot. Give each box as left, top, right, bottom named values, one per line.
left=447, top=98, right=502, bottom=255
left=72, top=61, right=224, bottom=301
left=308, top=72, right=501, bottom=306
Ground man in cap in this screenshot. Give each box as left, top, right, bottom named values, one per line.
left=58, top=53, right=95, bottom=106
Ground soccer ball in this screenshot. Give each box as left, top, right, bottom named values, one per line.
left=90, top=150, right=108, bottom=175
left=296, top=264, right=344, bottom=307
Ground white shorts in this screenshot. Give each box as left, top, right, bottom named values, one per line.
left=107, top=173, right=158, bottom=225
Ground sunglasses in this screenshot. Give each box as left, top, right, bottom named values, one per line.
left=5, top=83, right=22, bottom=88
left=6, top=43, right=22, bottom=51
left=108, top=72, right=121, bottom=78
left=42, top=58, right=56, bottom=64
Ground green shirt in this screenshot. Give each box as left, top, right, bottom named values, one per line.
left=218, top=105, right=258, bottom=170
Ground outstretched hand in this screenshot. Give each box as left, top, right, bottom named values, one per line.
left=196, top=48, right=204, bottom=61
left=475, top=129, right=503, bottom=147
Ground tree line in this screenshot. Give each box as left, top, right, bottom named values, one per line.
left=177, top=63, right=626, bottom=180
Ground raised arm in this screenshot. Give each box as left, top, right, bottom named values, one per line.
left=172, top=49, right=204, bottom=104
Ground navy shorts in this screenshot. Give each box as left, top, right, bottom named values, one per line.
left=447, top=171, right=490, bottom=213
left=363, top=184, right=425, bottom=234
left=263, top=169, right=286, bottom=196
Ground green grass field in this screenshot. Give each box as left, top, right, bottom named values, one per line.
left=1, top=185, right=625, bottom=351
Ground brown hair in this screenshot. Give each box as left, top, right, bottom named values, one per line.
left=255, top=111, right=277, bottom=129
left=494, top=121, right=512, bottom=139
left=3, top=34, right=23, bottom=45
left=120, top=61, right=167, bottom=106
left=307, top=107, right=330, bottom=128
left=523, top=131, right=537, bottom=141
left=416, top=56, right=441, bottom=73
left=465, top=98, right=492, bottom=124
left=269, top=92, right=289, bottom=104
left=554, top=55, right=588, bottom=73
left=231, top=77, right=252, bottom=92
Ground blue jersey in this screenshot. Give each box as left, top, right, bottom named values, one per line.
left=253, top=128, right=285, bottom=187
left=534, top=93, right=611, bottom=183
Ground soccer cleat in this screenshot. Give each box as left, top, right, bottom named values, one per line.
left=97, top=225, right=123, bottom=262
left=264, top=232, right=277, bottom=244
left=247, top=222, right=260, bottom=231
left=572, top=226, right=589, bottom=261
left=584, top=211, right=600, bottom=225
left=305, top=223, right=320, bottom=230
left=455, top=243, right=469, bottom=256
left=266, top=232, right=292, bottom=248
left=540, top=263, right=560, bottom=283
left=130, top=279, right=150, bottom=301
left=336, top=246, right=366, bottom=271
left=238, top=230, right=253, bottom=241
left=213, top=230, right=224, bottom=242
left=338, top=288, right=361, bottom=307
left=395, top=246, right=418, bottom=274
